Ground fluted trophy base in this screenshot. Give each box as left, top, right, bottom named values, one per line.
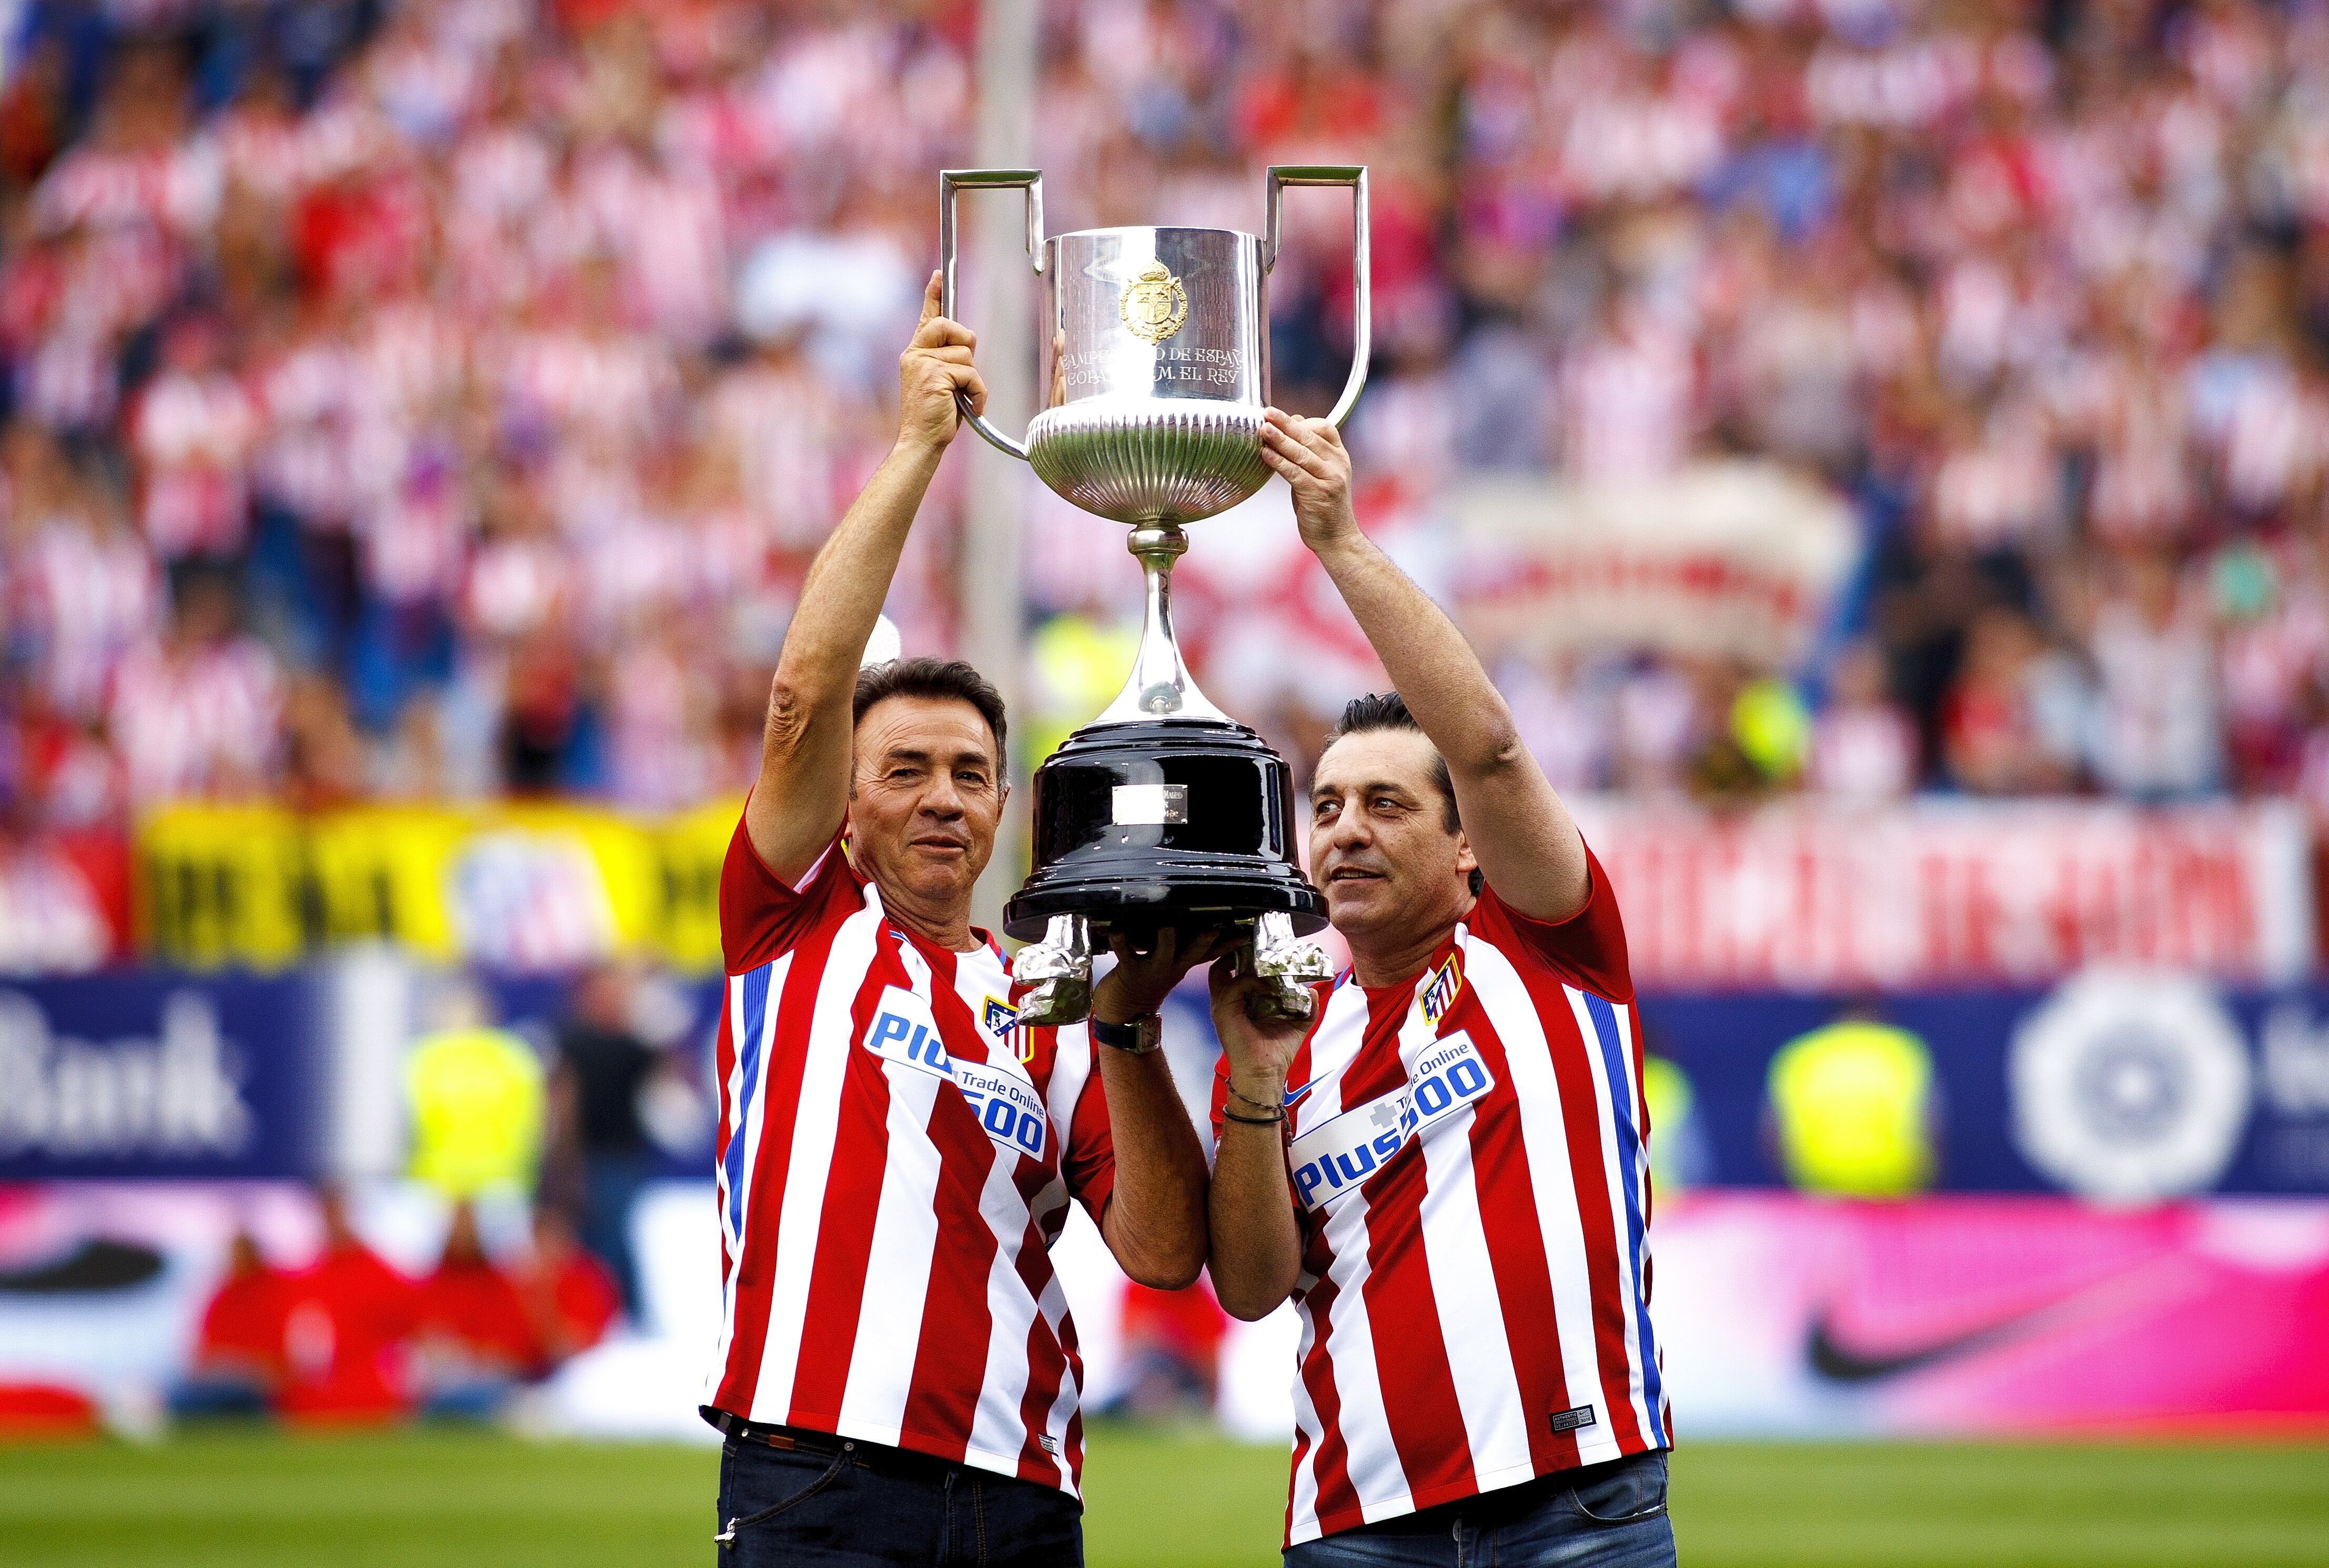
left=1026, top=399, right=1269, bottom=525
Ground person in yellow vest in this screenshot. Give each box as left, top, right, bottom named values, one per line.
left=1765, top=1008, right=1938, bottom=1198
left=405, top=984, right=546, bottom=1200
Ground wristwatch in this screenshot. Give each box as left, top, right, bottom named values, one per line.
left=1089, top=1013, right=1164, bottom=1054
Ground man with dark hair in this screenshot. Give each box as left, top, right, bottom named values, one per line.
left=1205, top=410, right=1675, bottom=1565
left=1317, top=692, right=1482, bottom=896
left=703, top=274, right=1217, bottom=1566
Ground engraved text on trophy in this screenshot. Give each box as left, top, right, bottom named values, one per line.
left=1061, top=346, right=1246, bottom=394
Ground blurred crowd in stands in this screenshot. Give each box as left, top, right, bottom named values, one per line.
left=5, top=0, right=2329, bottom=817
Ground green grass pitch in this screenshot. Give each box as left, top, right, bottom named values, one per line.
left=0, top=1428, right=2323, bottom=1566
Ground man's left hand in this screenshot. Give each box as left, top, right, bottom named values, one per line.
left=1092, top=928, right=1227, bottom=1025
left=1261, top=407, right=1359, bottom=554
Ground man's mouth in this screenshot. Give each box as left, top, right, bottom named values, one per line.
left=912, top=837, right=969, bottom=854
left=1327, top=867, right=1384, bottom=884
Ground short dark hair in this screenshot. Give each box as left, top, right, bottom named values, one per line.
left=1320, top=692, right=1483, bottom=897
left=1322, top=692, right=1457, bottom=832
left=853, top=656, right=1009, bottom=760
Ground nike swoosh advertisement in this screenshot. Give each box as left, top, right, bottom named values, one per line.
left=1652, top=1191, right=2329, bottom=1435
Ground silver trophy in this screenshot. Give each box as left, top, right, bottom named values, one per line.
left=941, top=166, right=1370, bottom=1025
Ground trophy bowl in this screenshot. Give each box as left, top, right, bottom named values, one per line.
left=1024, top=227, right=1271, bottom=525
left=940, top=166, right=1371, bottom=1020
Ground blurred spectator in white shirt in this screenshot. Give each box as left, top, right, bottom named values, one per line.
left=1811, top=639, right=1918, bottom=801
left=2087, top=550, right=2223, bottom=800
left=109, top=571, right=284, bottom=805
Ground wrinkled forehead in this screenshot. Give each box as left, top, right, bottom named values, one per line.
left=853, top=694, right=1000, bottom=770
left=1312, top=726, right=1442, bottom=799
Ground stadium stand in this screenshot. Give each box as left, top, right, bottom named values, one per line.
left=1, top=0, right=2324, bottom=841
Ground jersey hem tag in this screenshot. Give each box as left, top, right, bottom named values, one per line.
left=1548, top=1404, right=1598, bottom=1434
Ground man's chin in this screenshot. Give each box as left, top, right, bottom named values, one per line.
left=896, top=849, right=982, bottom=898
left=1324, top=881, right=1395, bottom=930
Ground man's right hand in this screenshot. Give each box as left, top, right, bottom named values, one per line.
left=898, top=270, right=989, bottom=453
left=1208, top=955, right=1310, bottom=1106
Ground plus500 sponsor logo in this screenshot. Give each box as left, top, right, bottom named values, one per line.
left=865, top=988, right=1048, bottom=1160
left=1288, top=1032, right=1495, bottom=1211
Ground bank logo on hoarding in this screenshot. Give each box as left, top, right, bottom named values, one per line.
left=0, top=991, right=253, bottom=1159
left=2010, top=970, right=2251, bottom=1203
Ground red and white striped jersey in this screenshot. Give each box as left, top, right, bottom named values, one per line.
left=1214, top=851, right=1668, bottom=1546
left=707, top=817, right=1116, bottom=1498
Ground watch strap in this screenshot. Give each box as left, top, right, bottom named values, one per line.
left=1090, top=1013, right=1164, bottom=1054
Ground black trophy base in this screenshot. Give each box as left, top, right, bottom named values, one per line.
left=1003, top=716, right=1327, bottom=944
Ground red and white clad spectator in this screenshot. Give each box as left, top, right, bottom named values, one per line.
left=109, top=574, right=284, bottom=805
left=128, top=316, right=259, bottom=561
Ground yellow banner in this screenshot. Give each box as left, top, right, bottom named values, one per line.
left=136, top=798, right=744, bottom=972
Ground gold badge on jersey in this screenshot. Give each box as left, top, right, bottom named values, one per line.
left=1420, top=956, right=1464, bottom=1027
left=1120, top=261, right=1188, bottom=345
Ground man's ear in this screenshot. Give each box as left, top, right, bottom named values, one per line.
left=1454, top=827, right=1478, bottom=878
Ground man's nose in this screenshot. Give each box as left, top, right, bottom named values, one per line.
left=922, top=774, right=965, bottom=817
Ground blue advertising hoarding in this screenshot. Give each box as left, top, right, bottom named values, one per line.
left=1642, top=972, right=2329, bottom=1200
left=0, top=970, right=325, bottom=1180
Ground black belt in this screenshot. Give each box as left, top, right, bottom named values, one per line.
left=700, top=1406, right=956, bottom=1481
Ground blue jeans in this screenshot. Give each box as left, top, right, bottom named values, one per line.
left=582, top=1154, right=650, bottom=1321
left=713, top=1428, right=1083, bottom=1566
left=1284, top=1451, right=1676, bottom=1568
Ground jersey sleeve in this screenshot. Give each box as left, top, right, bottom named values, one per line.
left=718, top=808, right=862, bottom=974
left=1471, top=842, right=1633, bottom=1003
left=1061, top=1053, right=1117, bottom=1227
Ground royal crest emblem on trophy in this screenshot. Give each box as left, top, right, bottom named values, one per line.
left=1118, top=261, right=1189, bottom=345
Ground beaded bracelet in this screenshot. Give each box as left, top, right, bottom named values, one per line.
left=1221, top=1106, right=1284, bottom=1126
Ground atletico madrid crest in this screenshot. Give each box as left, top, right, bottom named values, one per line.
left=1420, top=956, right=1463, bottom=1026
left=984, top=996, right=1034, bottom=1063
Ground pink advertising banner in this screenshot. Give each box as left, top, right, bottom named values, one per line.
left=1654, top=1192, right=2329, bottom=1436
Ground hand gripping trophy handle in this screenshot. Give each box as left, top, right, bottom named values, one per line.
left=1263, top=165, right=1371, bottom=429
left=939, top=168, right=1045, bottom=461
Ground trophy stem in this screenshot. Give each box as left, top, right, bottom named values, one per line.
left=1096, top=521, right=1231, bottom=724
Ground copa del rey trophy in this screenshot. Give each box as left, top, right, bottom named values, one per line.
left=940, top=166, right=1372, bottom=1025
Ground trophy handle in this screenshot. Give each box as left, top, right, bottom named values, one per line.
left=940, top=168, right=1046, bottom=461
left=1263, top=165, right=1370, bottom=428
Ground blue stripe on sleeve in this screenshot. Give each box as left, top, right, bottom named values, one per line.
left=1582, top=990, right=1667, bottom=1447
left=726, top=963, right=773, bottom=1239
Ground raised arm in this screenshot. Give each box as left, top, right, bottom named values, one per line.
left=1258, top=410, right=1588, bottom=922
left=743, top=274, right=987, bottom=882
